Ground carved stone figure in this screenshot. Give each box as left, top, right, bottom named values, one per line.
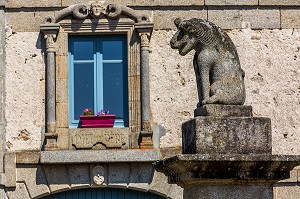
left=90, top=1, right=106, bottom=18
left=170, top=18, right=246, bottom=107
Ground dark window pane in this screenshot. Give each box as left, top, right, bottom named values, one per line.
left=103, top=63, right=127, bottom=120
left=73, top=40, right=94, bottom=60
left=74, top=63, right=94, bottom=120
left=102, top=40, right=123, bottom=60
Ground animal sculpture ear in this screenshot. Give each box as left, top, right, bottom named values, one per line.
left=174, top=18, right=182, bottom=28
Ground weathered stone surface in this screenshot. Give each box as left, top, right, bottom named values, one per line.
left=70, top=128, right=130, bottom=149
left=6, top=11, right=56, bottom=32
left=167, top=184, right=184, bottom=199
left=16, top=151, right=40, bottom=164
left=4, top=152, right=16, bottom=187
left=208, top=8, right=280, bottom=29
left=43, top=165, right=70, bottom=192
left=155, top=154, right=300, bottom=186
left=40, top=150, right=160, bottom=163
left=107, top=163, right=130, bottom=187
left=57, top=128, right=69, bottom=150
left=56, top=79, right=68, bottom=104
left=184, top=185, right=272, bottom=199
left=56, top=56, right=68, bottom=79
left=149, top=171, right=169, bottom=197
left=194, top=105, right=252, bottom=117
left=274, top=184, right=300, bottom=199
left=153, top=9, right=207, bottom=30
left=69, top=164, right=90, bottom=188
left=182, top=116, right=271, bottom=154
left=128, top=163, right=154, bottom=191
left=16, top=165, right=50, bottom=198
left=227, top=29, right=300, bottom=155
left=160, top=147, right=182, bottom=159
left=6, top=183, right=30, bottom=199
left=62, top=0, right=204, bottom=7
left=205, top=0, right=258, bottom=5
left=56, top=103, right=68, bottom=128
left=6, top=0, right=61, bottom=8
left=259, top=0, right=300, bottom=6
left=6, top=32, right=45, bottom=151
left=281, top=9, right=300, bottom=29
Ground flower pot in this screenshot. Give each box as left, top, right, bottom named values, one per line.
left=80, top=115, right=116, bottom=128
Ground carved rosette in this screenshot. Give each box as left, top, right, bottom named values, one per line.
left=92, top=165, right=106, bottom=185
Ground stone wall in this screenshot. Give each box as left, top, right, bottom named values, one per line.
left=151, top=28, right=300, bottom=155
left=3, top=1, right=300, bottom=155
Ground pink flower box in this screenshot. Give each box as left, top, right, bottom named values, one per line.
left=80, top=114, right=116, bottom=128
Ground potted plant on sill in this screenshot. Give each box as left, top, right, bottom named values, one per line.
left=80, top=108, right=116, bottom=128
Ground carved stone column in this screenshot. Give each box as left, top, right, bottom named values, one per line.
left=136, top=25, right=153, bottom=149
left=40, top=23, right=60, bottom=150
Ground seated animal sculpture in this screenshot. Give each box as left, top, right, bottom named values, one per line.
left=170, top=18, right=246, bottom=107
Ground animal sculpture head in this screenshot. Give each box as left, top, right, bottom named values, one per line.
left=170, top=18, right=220, bottom=56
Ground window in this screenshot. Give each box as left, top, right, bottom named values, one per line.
left=68, top=35, right=129, bottom=128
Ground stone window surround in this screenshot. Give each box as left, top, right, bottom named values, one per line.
left=40, top=2, right=153, bottom=151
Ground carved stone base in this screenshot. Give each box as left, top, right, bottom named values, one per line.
left=182, top=116, right=271, bottom=154
left=139, top=131, right=153, bottom=149
left=44, top=136, right=58, bottom=151
left=155, top=104, right=300, bottom=199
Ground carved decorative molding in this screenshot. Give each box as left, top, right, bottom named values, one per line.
left=40, top=24, right=60, bottom=52
left=44, top=1, right=150, bottom=24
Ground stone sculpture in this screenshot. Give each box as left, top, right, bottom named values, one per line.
left=170, top=18, right=246, bottom=107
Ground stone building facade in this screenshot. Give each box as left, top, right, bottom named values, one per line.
left=0, top=0, right=299, bottom=198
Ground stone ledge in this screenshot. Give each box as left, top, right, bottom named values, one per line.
left=259, top=0, right=300, bottom=6
left=40, top=149, right=160, bottom=164
left=155, top=154, right=300, bottom=186
left=205, top=0, right=258, bottom=6
left=16, top=151, right=40, bottom=164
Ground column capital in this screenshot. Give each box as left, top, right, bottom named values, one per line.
left=40, top=24, right=60, bottom=53
left=136, top=23, right=153, bottom=48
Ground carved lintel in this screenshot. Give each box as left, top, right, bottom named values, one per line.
left=40, top=24, right=60, bottom=53
left=46, top=2, right=151, bottom=24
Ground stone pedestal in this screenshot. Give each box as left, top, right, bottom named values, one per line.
left=184, top=105, right=271, bottom=155
left=155, top=105, right=300, bottom=199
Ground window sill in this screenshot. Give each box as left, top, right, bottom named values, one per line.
left=40, top=149, right=160, bottom=164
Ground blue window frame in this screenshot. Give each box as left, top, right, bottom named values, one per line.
left=68, top=35, right=128, bottom=128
